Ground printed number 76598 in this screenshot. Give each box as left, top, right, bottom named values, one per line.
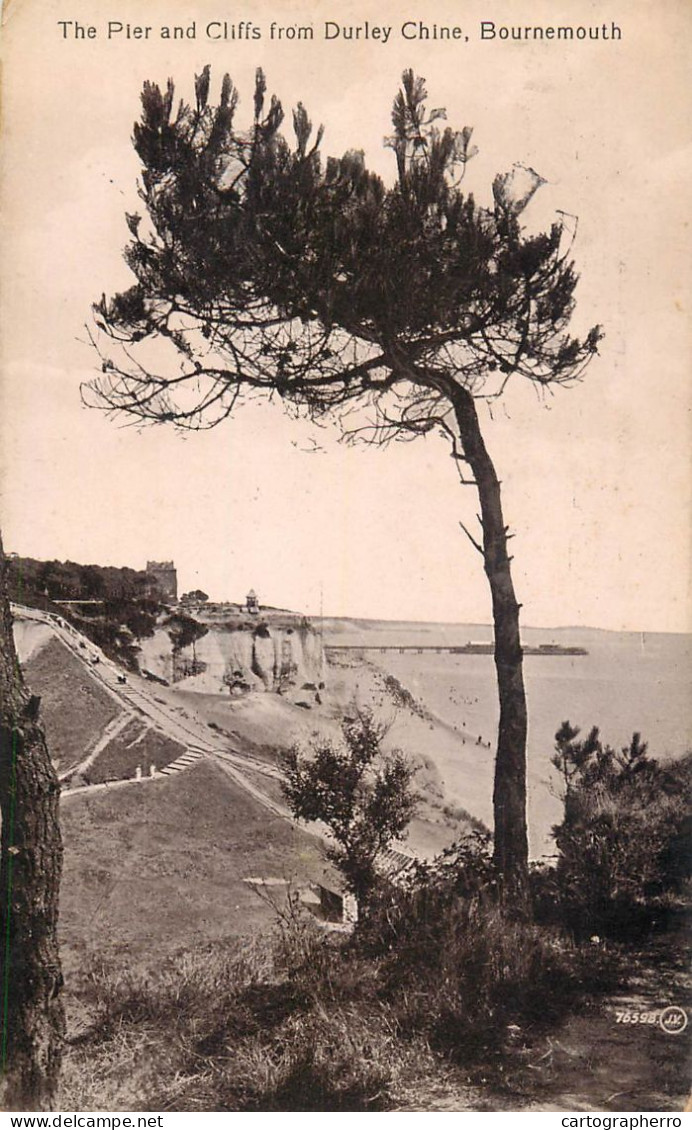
left=615, top=1011, right=659, bottom=1024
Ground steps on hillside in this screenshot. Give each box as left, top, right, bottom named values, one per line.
left=158, top=748, right=207, bottom=776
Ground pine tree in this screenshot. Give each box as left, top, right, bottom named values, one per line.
left=87, top=69, right=601, bottom=903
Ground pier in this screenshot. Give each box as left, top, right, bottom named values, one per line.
left=325, top=643, right=588, bottom=656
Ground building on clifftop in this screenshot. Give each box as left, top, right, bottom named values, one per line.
left=146, top=560, right=178, bottom=603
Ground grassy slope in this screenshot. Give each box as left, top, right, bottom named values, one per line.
left=84, top=725, right=187, bottom=784
left=59, top=759, right=337, bottom=980
left=23, top=635, right=120, bottom=772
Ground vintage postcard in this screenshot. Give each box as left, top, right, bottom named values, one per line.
left=0, top=0, right=690, bottom=1114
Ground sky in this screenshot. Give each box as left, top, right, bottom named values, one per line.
left=1, top=0, right=690, bottom=630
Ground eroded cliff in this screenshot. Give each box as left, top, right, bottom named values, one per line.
left=138, top=611, right=326, bottom=699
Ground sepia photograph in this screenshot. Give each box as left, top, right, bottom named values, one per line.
left=0, top=0, right=690, bottom=1115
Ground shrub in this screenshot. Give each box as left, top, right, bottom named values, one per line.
left=61, top=843, right=622, bottom=1111
left=355, top=831, right=495, bottom=958
left=374, top=893, right=598, bottom=1063
left=353, top=833, right=611, bottom=1066
left=382, top=674, right=429, bottom=719
left=549, top=724, right=691, bottom=937
left=281, top=708, right=417, bottom=909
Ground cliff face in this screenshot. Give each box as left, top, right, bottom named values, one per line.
left=138, top=616, right=326, bottom=697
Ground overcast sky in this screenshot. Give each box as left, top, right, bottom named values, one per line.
left=1, top=0, right=690, bottom=630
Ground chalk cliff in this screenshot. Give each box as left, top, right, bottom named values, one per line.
left=138, top=612, right=326, bottom=698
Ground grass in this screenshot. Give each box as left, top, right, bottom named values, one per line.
left=83, top=726, right=187, bottom=784
left=23, top=636, right=120, bottom=772
left=56, top=747, right=687, bottom=1111
left=59, top=916, right=450, bottom=1111
left=42, top=623, right=690, bottom=1110
left=58, top=874, right=628, bottom=1112
left=357, top=887, right=622, bottom=1068
left=58, top=759, right=338, bottom=980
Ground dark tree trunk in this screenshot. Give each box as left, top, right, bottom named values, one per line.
left=0, top=534, right=64, bottom=1110
left=451, top=386, right=529, bottom=904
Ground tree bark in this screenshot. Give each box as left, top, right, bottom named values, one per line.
left=451, top=385, right=529, bottom=904
left=0, top=535, right=64, bottom=1110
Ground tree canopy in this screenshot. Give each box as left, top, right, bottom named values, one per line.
left=87, top=67, right=600, bottom=436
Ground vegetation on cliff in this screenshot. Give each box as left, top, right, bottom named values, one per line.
left=7, top=555, right=162, bottom=669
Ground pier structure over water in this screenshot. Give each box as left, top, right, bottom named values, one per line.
left=325, top=643, right=588, bottom=657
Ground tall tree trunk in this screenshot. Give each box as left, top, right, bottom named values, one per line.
left=0, top=535, right=64, bottom=1110
left=451, top=386, right=529, bottom=904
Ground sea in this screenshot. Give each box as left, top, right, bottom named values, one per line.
left=321, top=620, right=692, bottom=856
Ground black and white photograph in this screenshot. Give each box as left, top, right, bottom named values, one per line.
left=0, top=0, right=690, bottom=1115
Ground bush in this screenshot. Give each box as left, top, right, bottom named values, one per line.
left=355, top=831, right=495, bottom=958
left=352, top=833, right=613, bottom=1067
left=549, top=724, right=691, bottom=937
left=387, top=900, right=590, bottom=1059
left=281, top=708, right=417, bottom=909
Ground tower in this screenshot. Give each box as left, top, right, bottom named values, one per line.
left=146, top=560, right=178, bottom=602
